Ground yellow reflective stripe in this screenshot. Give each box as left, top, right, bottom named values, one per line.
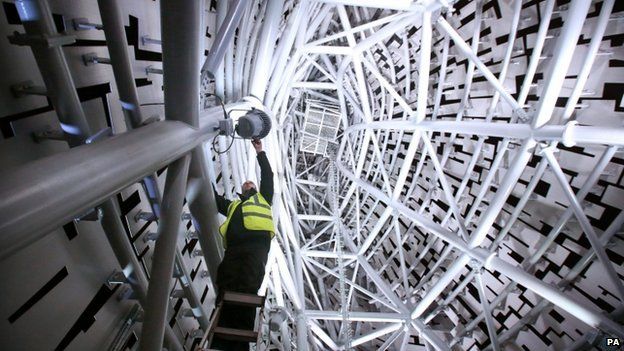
left=241, top=202, right=271, bottom=210
left=242, top=212, right=273, bottom=220
left=222, top=194, right=275, bottom=240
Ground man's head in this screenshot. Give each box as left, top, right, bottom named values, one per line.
left=241, top=180, right=257, bottom=198
left=242, top=180, right=256, bottom=192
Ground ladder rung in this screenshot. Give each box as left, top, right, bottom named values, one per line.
left=222, top=292, right=265, bottom=307
left=212, top=327, right=258, bottom=342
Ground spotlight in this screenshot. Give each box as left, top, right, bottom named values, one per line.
left=212, top=97, right=273, bottom=154
left=215, top=97, right=272, bottom=139
left=235, top=108, right=272, bottom=139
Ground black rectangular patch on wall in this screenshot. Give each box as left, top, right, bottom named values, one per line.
left=200, top=285, right=208, bottom=304
left=8, top=267, right=69, bottom=323
left=2, top=2, right=20, bottom=24
left=124, top=332, right=138, bottom=349
left=190, top=260, right=202, bottom=281
left=119, top=190, right=141, bottom=216
left=63, top=222, right=78, bottom=241
left=55, top=284, right=119, bottom=350
left=169, top=298, right=184, bottom=327
left=135, top=78, right=152, bottom=87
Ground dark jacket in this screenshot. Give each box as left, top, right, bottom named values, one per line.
left=214, top=151, right=274, bottom=249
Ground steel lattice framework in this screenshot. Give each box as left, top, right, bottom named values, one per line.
left=209, top=0, right=624, bottom=349
left=1, top=0, right=623, bottom=350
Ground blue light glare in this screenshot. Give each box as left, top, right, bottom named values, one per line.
left=59, top=122, right=82, bottom=135
left=16, top=0, right=40, bottom=22
left=120, top=100, right=137, bottom=111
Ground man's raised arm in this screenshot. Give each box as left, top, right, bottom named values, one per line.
left=213, top=186, right=231, bottom=216
left=252, top=139, right=274, bottom=204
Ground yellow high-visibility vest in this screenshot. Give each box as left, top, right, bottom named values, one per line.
left=219, top=193, right=275, bottom=247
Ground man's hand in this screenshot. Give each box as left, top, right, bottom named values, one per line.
left=252, top=138, right=262, bottom=154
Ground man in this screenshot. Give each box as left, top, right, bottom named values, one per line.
left=212, top=138, right=274, bottom=350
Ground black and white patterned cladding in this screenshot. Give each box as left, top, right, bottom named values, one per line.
left=343, top=1, right=624, bottom=350
left=0, top=1, right=219, bottom=349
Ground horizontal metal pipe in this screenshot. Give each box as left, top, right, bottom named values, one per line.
left=302, top=250, right=357, bottom=260
left=345, top=120, right=624, bottom=146
left=314, top=0, right=412, bottom=9
left=305, top=310, right=407, bottom=322
left=562, top=0, right=614, bottom=120
left=0, top=120, right=217, bottom=260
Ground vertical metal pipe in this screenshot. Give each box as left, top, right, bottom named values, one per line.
left=214, top=0, right=227, bottom=97
left=97, top=1, right=214, bottom=324
left=174, top=252, right=210, bottom=330
left=475, top=272, right=500, bottom=351
left=161, top=0, right=201, bottom=126
left=100, top=201, right=149, bottom=301
left=562, top=0, right=615, bottom=120
left=415, top=11, right=431, bottom=123
left=210, top=0, right=235, bottom=200
left=201, top=0, right=249, bottom=78
left=265, top=0, right=309, bottom=106
left=161, top=0, right=224, bottom=285
left=96, top=0, right=163, bottom=224
left=97, top=0, right=144, bottom=127
left=516, top=0, right=555, bottom=105
left=140, top=155, right=191, bottom=351
left=532, top=0, right=591, bottom=127
left=100, top=200, right=184, bottom=351
left=250, top=0, right=284, bottom=100
left=15, top=0, right=92, bottom=144
left=94, top=10, right=183, bottom=346
left=98, top=0, right=215, bottom=330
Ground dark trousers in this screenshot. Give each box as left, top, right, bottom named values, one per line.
left=211, top=245, right=269, bottom=351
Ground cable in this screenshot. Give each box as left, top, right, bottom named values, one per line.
left=205, top=93, right=236, bottom=154
left=206, top=94, right=261, bottom=153
left=205, top=93, right=228, bottom=119
left=212, top=132, right=235, bottom=154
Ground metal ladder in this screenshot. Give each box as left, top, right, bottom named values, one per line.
left=198, top=291, right=266, bottom=350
